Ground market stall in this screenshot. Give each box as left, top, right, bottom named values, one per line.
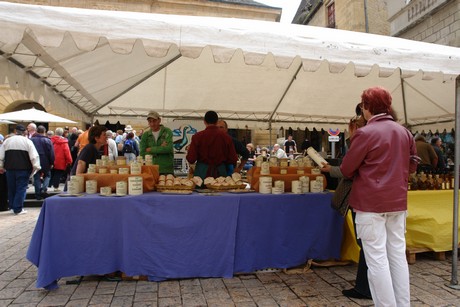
left=27, top=192, right=343, bottom=290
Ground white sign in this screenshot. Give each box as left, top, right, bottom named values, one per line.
left=328, top=135, right=340, bottom=142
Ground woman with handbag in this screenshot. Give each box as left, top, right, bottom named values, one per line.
left=321, top=103, right=372, bottom=300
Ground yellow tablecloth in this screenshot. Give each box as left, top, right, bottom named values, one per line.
left=341, top=190, right=460, bottom=262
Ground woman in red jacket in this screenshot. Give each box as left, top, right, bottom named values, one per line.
left=50, top=128, right=72, bottom=192
left=340, top=87, right=418, bottom=307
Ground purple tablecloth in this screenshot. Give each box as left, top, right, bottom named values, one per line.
left=26, top=192, right=343, bottom=289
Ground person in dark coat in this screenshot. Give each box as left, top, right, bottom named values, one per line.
left=31, top=125, right=55, bottom=200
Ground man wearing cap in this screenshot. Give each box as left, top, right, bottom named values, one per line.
left=140, top=111, right=174, bottom=174
left=0, top=125, right=40, bottom=215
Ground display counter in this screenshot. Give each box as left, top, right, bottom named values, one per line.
left=247, top=166, right=326, bottom=192
left=78, top=165, right=159, bottom=192
left=27, top=192, right=343, bottom=289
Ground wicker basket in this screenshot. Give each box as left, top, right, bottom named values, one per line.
left=156, top=184, right=195, bottom=192
left=206, top=184, right=246, bottom=191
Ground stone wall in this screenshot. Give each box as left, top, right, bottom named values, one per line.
left=304, top=0, right=389, bottom=35
left=394, top=0, right=459, bottom=47
left=5, top=0, right=281, bottom=21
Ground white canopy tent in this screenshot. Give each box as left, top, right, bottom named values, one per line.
left=0, top=108, right=76, bottom=123
left=0, top=2, right=459, bottom=286
left=0, top=2, right=459, bottom=131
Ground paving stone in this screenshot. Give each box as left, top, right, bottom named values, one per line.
left=234, top=302, right=257, bottom=307
left=65, top=298, right=90, bottom=306
left=70, top=285, right=96, bottom=300
left=158, top=281, right=180, bottom=298
left=228, top=288, right=252, bottom=302
left=37, top=294, right=71, bottom=306
left=0, top=299, right=13, bottom=307
left=157, top=296, right=182, bottom=307
left=132, top=301, right=158, bottom=307
left=251, top=296, right=279, bottom=306
left=89, top=294, right=113, bottom=305
left=135, top=282, right=158, bottom=293
left=180, top=285, right=203, bottom=295
left=11, top=290, right=46, bottom=304
left=110, top=295, right=133, bottom=307
left=181, top=292, right=207, bottom=306
left=134, top=291, right=157, bottom=303
left=202, top=290, right=231, bottom=300
left=0, top=282, right=7, bottom=291
left=0, top=287, right=23, bottom=300
left=6, top=278, right=34, bottom=289
left=0, top=271, right=23, bottom=282
left=245, top=286, right=270, bottom=298
left=114, top=283, right=136, bottom=296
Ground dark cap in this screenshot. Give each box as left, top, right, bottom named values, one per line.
left=15, top=124, right=26, bottom=132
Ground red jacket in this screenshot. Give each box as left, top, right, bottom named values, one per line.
left=340, top=114, right=417, bottom=213
left=51, top=135, right=72, bottom=171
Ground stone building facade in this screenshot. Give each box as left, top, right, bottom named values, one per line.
left=3, top=0, right=281, bottom=22
left=293, top=0, right=390, bottom=35
left=388, top=0, right=459, bottom=47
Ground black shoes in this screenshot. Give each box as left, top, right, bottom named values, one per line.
left=342, top=288, right=372, bottom=299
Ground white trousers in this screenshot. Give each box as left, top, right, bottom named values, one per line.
left=355, top=210, right=410, bottom=307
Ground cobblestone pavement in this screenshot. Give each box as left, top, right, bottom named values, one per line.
left=1, top=208, right=460, bottom=307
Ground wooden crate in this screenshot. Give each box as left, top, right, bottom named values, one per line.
left=406, top=247, right=446, bottom=264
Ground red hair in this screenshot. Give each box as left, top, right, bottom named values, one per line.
left=361, top=87, right=392, bottom=115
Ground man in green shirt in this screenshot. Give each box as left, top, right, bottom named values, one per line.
left=140, top=111, right=174, bottom=174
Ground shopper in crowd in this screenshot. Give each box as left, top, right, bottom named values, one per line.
left=186, top=110, right=237, bottom=182
left=31, top=125, right=55, bottom=200
left=272, top=143, right=287, bottom=158
left=0, top=133, right=7, bottom=211
left=244, top=143, right=256, bottom=170
left=122, top=132, right=139, bottom=164
left=0, top=125, right=40, bottom=215
left=27, top=122, right=37, bottom=139
left=216, top=120, right=249, bottom=174
left=430, top=137, right=447, bottom=171
left=115, top=129, right=124, bottom=155
left=105, top=130, right=118, bottom=161
left=50, top=127, right=72, bottom=192
left=415, top=134, right=437, bottom=173
left=140, top=111, right=174, bottom=174
left=71, top=125, right=107, bottom=175
left=321, top=103, right=371, bottom=300
left=283, top=135, right=297, bottom=154
left=75, top=123, right=91, bottom=155
left=340, top=86, right=417, bottom=307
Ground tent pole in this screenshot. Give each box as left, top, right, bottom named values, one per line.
left=267, top=61, right=303, bottom=148
left=448, top=75, right=460, bottom=289
left=400, top=71, right=409, bottom=126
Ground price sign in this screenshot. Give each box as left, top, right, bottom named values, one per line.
left=328, top=135, right=340, bottom=142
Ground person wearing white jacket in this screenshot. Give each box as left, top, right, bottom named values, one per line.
left=0, top=124, right=40, bottom=215
left=105, top=130, right=118, bottom=161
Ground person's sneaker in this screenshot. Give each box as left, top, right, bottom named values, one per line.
left=342, top=288, right=372, bottom=299
left=53, top=188, right=60, bottom=192
left=15, top=209, right=27, bottom=215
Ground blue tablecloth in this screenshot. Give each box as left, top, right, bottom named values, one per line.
left=26, top=192, right=343, bottom=289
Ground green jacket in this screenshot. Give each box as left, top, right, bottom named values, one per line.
left=140, top=126, right=174, bottom=174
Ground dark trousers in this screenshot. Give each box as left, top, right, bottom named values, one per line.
left=352, top=210, right=372, bottom=297
left=50, top=169, right=66, bottom=188
left=0, top=173, right=8, bottom=211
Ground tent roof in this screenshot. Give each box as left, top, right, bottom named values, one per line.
left=1, top=2, right=459, bottom=129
